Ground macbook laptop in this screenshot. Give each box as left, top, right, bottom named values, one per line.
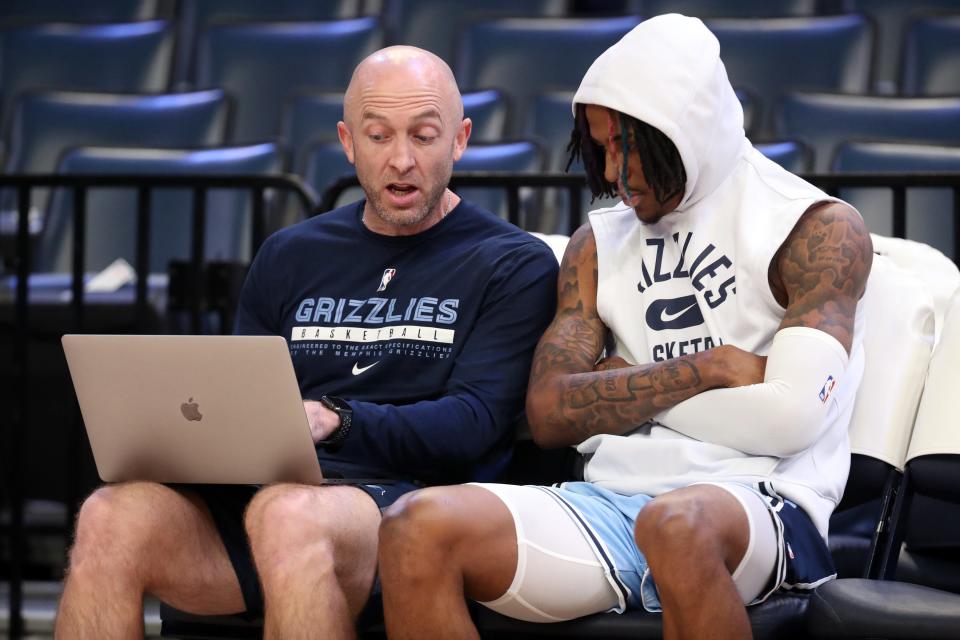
left=62, top=334, right=323, bottom=485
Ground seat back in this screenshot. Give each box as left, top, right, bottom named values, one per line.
left=901, top=15, right=960, bottom=97
left=0, top=20, right=173, bottom=128
left=175, top=0, right=360, bottom=83
left=457, top=16, right=641, bottom=136
left=755, top=140, right=810, bottom=173
left=0, top=0, right=160, bottom=24
left=643, top=0, right=818, bottom=18
left=384, top=0, right=566, bottom=67
left=776, top=93, right=960, bottom=172
left=37, top=143, right=282, bottom=274
left=895, top=287, right=960, bottom=592
left=195, top=18, right=382, bottom=142
left=453, top=140, right=545, bottom=221
left=846, top=0, right=960, bottom=94
left=833, top=142, right=960, bottom=261
left=706, top=15, right=872, bottom=139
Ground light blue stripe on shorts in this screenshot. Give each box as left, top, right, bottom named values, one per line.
left=546, top=481, right=663, bottom=612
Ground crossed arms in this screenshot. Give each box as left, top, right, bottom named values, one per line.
left=525, top=201, right=873, bottom=452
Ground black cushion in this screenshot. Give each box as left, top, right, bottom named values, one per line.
left=808, top=578, right=960, bottom=639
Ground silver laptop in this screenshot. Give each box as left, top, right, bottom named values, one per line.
left=62, top=334, right=323, bottom=485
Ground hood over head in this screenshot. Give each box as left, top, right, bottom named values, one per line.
left=573, top=14, right=746, bottom=212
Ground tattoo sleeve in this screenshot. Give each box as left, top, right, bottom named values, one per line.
left=774, top=202, right=873, bottom=353
left=526, top=224, right=726, bottom=448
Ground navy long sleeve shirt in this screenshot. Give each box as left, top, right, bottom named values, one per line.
left=235, top=199, right=558, bottom=484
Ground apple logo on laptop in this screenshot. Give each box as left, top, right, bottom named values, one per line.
left=181, top=397, right=202, bottom=422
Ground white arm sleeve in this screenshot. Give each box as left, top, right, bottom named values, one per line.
left=654, top=327, right=849, bottom=458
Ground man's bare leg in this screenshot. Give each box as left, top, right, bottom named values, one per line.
left=634, top=484, right=752, bottom=640
left=55, top=482, right=244, bottom=639
left=244, top=484, right=381, bottom=640
left=378, top=485, right=519, bottom=640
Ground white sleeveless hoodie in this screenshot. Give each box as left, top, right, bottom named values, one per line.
left=572, top=14, right=866, bottom=537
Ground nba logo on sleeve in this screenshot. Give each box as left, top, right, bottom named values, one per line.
left=377, top=268, right=397, bottom=292
left=818, top=375, right=836, bottom=403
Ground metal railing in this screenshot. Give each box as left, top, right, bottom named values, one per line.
left=322, top=172, right=960, bottom=259
left=1, top=173, right=317, bottom=639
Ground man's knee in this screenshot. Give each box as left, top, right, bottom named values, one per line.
left=635, top=492, right=717, bottom=562
left=244, top=485, right=339, bottom=575
left=380, top=487, right=461, bottom=555
left=69, top=483, right=163, bottom=573
left=636, top=486, right=749, bottom=575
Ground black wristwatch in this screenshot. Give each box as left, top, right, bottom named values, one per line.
left=318, top=395, right=353, bottom=451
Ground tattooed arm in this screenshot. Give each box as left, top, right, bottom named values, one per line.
left=526, top=224, right=767, bottom=449
left=653, top=201, right=872, bottom=457
left=770, top=201, right=873, bottom=352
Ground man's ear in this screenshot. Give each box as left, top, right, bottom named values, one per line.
left=452, top=117, right=472, bottom=162
left=337, top=121, right=355, bottom=165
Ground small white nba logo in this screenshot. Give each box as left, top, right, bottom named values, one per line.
left=377, top=268, right=397, bottom=292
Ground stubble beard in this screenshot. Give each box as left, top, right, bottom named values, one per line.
left=363, top=166, right=451, bottom=229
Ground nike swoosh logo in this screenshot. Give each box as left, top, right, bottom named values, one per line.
left=660, top=302, right=699, bottom=323
left=352, top=361, right=380, bottom=375
left=645, top=295, right=704, bottom=331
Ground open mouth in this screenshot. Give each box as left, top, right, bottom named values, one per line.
left=388, top=183, right=418, bottom=196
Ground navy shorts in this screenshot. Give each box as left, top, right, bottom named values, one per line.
left=190, top=475, right=420, bottom=616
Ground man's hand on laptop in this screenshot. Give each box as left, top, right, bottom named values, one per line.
left=303, top=400, right=340, bottom=444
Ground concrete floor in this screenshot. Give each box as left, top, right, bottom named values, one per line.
left=0, top=581, right=161, bottom=638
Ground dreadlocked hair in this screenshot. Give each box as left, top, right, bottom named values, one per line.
left=566, top=103, right=687, bottom=207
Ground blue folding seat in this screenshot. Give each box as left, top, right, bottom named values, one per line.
left=194, top=18, right=382, bottom=142
left=643, top=0, right=818, bottom=18
left=845, top=0, right=960, bottom=94
left=833, top=141, right=960, bottom=261
left=453, top=140, right=544, bottom=223
left=901, top=15, right=960, bottom=97
left=174, top=0, right=361, bottom=84
left=457, top=16, right=642, bottom=136
left=384, top=0, right=566, bottom=67
left=35, top=143, right=282, bottom=274
left=706, top=15, right=873, bottom=139
left=756, top=140, right=810, bottom=173
left=0, top=90, right=229, bottom=237
left=0, top=0, right=160, bottom=25
left=775, top=93, right=960, bottom=172
left=0, top=20, right=173, bottom=127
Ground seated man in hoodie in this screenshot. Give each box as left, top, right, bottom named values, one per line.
left=377, top=14, right=872, bottom=640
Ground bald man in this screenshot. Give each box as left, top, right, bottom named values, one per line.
left=54, top=46, right=557, bottom=639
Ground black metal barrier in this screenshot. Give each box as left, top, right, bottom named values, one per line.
left=1, top=173, right=317, bottom=639
left=322, top=171, right=960, bottom=259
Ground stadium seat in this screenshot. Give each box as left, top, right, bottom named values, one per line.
left=453, top=140, right=545, bottom=223
left=0, top=20, right=174, bottom=129
left=383, top=0, right=566, bottom=67
left=457, top=16, right=642, bottom=136
left=808, top=285, right=960, bottom=639
left=462, top=89, right=510, bottom=142
left=845, top=0, right=960, bottom=94
left=174, top=0, right=361, bottom=84
left=755, top=140, right=810, bottom=173
left=642, top=0, right=819, bottom=18
left=0, top=0, right=161, bottom=25
left=901, top=14, right=960, bottom=97
left=706, top=15, right=873, bottom=139
left=0, top=90, right=229, bottom=235
left=194, top=18, right=383, bottom=142
left=775, top=93, right=960, bottom=172
left=35, top=143, right=282, bottom=275
left=833, top=142, right=960, bottom=261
